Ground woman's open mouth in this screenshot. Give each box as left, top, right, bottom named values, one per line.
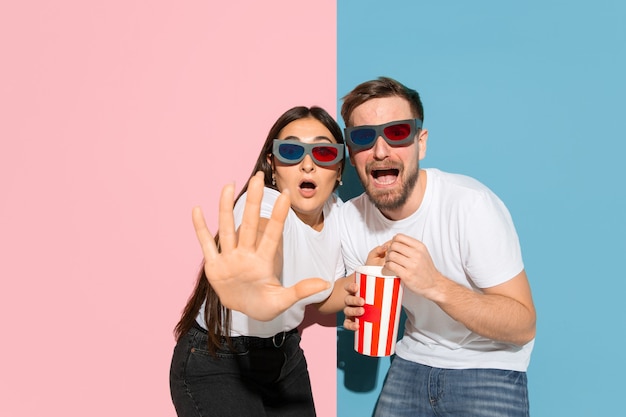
left=299, top=180, right=317, bottom=190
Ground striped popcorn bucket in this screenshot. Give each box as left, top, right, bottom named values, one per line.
left=354, top=265, right=403, bottom=357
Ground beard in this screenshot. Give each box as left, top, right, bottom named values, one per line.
left=362, top=161, right=420, bottom=212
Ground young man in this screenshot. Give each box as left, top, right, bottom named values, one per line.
left=340, top=77, right=536, bottom=417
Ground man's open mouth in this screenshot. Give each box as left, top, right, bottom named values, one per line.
left=372, top=169, right=399, bottom=185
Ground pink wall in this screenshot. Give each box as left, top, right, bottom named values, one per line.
left=0, top=1, right=337, bottom=416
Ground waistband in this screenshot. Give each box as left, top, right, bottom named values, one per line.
left=192, top=321, right=298, bottom=348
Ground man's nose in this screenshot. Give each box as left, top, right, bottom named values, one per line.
left=371, top=136, right=391, bottom=159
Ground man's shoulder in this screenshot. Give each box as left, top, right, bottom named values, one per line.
left=427, top=168, right=492, bottom=195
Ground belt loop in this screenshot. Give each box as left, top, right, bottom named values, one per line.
left=272, top=331, right=287, bottom=348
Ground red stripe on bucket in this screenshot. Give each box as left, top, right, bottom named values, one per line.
left=357, top=272, right=367, bottom=354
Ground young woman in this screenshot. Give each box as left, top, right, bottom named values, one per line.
left=170, top=106, right=349, bottom=417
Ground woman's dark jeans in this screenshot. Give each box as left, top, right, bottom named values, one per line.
left=170, top=325, right=316, bottom=417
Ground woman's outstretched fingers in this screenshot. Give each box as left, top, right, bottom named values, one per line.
left=192, top=206, right=218, bottom=260
left=238, top=172, right=264, bottom=250
left=257, top=190, right=290, bottom=261
left=217, top=182, right=237, bottom=253
left=291, top=278, right=331, bottom=302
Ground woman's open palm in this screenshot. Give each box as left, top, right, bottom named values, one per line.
left=192, top=172, right=330, bottom=321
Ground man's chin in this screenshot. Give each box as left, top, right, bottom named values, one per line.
left=366, top=188, right=405, bottom=211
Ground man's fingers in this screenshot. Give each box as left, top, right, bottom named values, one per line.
left=217, top=183, right=237, bottom=252
left=344, top=281, right=359, bottom=295
left=192, top=206, right=218, bottom=260
left=238, top=172, right=264, bottom=249
left=343, top=317, right=359, bottom=331
left=345, top=295, right=365, bottom=307
left=344, top=306, right=365, bottom=318
left=381, top=265, right=394, bottom=276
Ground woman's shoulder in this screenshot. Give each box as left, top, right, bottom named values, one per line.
left=327, top=192, right=343, bottom=206
left=323, top=192, right=344, bottom=217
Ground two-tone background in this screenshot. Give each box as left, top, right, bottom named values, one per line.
left=1, top=1, right=624, bottom=416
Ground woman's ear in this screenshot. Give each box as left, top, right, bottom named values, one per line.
left=267, top=155, right=277, bottom=186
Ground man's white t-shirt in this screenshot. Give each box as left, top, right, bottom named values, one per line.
left=339, top=168, right=534, bottom=371
left=197, top=187, right=345, bottom=337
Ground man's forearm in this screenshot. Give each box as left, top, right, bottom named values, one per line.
left=427, top=272, right=536, bottom=346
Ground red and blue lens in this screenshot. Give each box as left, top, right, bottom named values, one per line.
left=345, top=119, right=422, bottom=152
left=273, top=140, right=344, bottom=166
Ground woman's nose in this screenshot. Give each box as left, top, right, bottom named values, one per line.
left=300, top=154, right=316, bottom=172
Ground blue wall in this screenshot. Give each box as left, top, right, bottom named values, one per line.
left=337, top=1, right=626, bottom=415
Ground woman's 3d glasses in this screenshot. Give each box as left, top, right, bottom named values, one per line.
left=272, top=139, right=344, bottom=166
left=344, top=119, right=422, bottom=152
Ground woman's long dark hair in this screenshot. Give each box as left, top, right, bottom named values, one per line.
left=173, top=106, right=345, bottom=353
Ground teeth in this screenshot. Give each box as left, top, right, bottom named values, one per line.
left=372, top=169, right=398, bottom=185
left=374, top=175, right=395, bottom=185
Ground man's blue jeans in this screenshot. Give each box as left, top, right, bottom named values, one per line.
left=374, top=356, right=529, bottom=417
